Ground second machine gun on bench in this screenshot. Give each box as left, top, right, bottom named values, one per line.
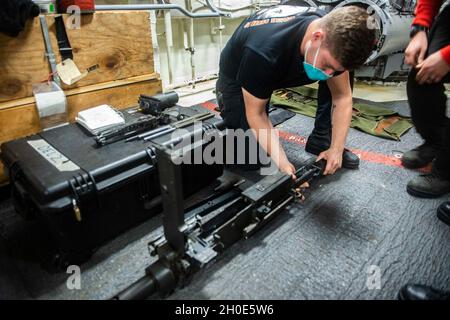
left=94, top=91, right=215, bottom=146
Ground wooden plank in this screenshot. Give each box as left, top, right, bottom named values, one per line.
left=0, top=78, right=162, bottom=146
left=63, top=73, right=159, bottom=97
left=0, top=11, right=154, bottom=102
left=0, top=73, right=159, bottom=111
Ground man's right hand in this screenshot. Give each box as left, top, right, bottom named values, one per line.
left=405, top=31, right=428, bottom=66
left=278, top=160, right=297, bottom=180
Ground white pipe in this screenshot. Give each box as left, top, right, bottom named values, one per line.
left=218, top=0, right=223, bottom=51
left=217, top=0, right=224, bottom=68
left=164, top=10, right=174, bottom=84
left=95, top=3, right=230, bottom=18
left=189, top=18, right=196, bottom=89
left=193, top=0, right=281, bottom=13
left=184, top=0, right=196, bottom=89
left=149, top=10, right=161, bottom=78
left=164, top=74, right=218, bottom=91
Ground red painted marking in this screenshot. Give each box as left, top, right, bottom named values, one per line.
left=277, top=130, right=307, bottom=145
left=200, top=101, right=219, bottom=113
left=200, top=101, right=431, bottom=172
left=276, top=130, right=403, bottom=168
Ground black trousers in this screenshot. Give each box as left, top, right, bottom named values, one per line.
left=407, top=4, right=450, bottom=178
left=216, top=74, right=334, bottom=138
left=215, top=74, right=334, bottom=168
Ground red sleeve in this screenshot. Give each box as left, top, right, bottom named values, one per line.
left=413, top=0, right=443, bottom=28
left=441, top=45, right=450, bottom=66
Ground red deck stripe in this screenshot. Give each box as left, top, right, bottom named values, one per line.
left=199, top=101, right=430, bottom=172
left=277, top=131, right=404, bottom=168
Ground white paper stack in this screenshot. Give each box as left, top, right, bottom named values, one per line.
left=75, top=104, right=125, bottom=135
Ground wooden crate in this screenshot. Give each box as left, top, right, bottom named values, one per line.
left=0, top=10, right=155, bottom=102
left=0, top=10, right=162, bottom=186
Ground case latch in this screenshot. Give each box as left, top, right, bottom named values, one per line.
left=69, top=173, right=96, bottom=222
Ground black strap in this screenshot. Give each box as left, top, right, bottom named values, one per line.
left=54, top=15, right=73, bottom=61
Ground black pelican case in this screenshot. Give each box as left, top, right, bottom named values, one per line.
left=0, top=105, right=224, bottom=269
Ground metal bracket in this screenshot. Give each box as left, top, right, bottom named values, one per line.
left=156, top=146, right=187, bottom=256
left=39, top=16, right=61, bottom=86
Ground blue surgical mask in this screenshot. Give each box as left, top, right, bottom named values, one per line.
left=303, top=41, right=332, bottom=81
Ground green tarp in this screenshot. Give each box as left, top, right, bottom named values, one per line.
left=270, top=86, right=413, bottom=141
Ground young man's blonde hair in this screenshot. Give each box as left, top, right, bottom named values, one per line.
left=321, top=6, right=377, bottom=70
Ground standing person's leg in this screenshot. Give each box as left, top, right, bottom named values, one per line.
left=401, top=68, right=447, bottom=168
left=427, top=4, right=450, bottom=180
left=433, top=120, right=450, bottom=177
left=406, top=4, right=450, bottom=197
left=305, top=81, right=360, bottom=169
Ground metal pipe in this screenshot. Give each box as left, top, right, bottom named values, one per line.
left=163, top=73, right=218, bottom=91
left=194, top=0, right=280, bottom=13
left=95, top=2, right=231, bottom=18
left=183, top=0, right=196, bottom=89
left=218, top=0, right=224, bottom=59
left=39, top=16, right=61, bottom=86
left=164, top=10, right=174, bottom=84
left=188, top=17, right=196, bottom=89
left=149, top=10, right=161, bottom=78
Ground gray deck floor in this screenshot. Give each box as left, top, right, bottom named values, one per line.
left=0, top=98, right=449, bottom=300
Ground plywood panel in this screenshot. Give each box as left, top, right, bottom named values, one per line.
left=0, top=11, right=154, bottom=102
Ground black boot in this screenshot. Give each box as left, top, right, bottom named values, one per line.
left=437, top=201, right=450, bottom=226
left=401, top=142, right=439, bottom=169
left=398, top=284, right=450, bottom=300
left=407, top=172, right=450, bottom=198
left=305, top=132, right=359, bottom=169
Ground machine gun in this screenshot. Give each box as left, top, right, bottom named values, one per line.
left=125, top=111, right=215, bottom=143
left=112, top=134, right=325, bottom=299
left=94, top=114, right=159, bottom=146
left=94, top=91, right=217, bottom=147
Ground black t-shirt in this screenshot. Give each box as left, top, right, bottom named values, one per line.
left=219, top=5, right=325, bottom=99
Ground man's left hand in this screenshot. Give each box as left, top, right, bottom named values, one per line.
left=415, top=51, right=450, bottom=85
left=316, top=147, right=343, bottom=175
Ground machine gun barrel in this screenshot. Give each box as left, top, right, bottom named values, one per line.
left=125, top=112, right=215, bottom=142
left=125, top=124, right=172, bottom=142
left=112, top=275, right=157, bottom=300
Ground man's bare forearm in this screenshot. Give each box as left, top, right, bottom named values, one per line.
left=247, top=113, right=288, bottom=167
left=241, top=88, right=289, bottom=168
left=330, top=97, right=353, bottom=152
